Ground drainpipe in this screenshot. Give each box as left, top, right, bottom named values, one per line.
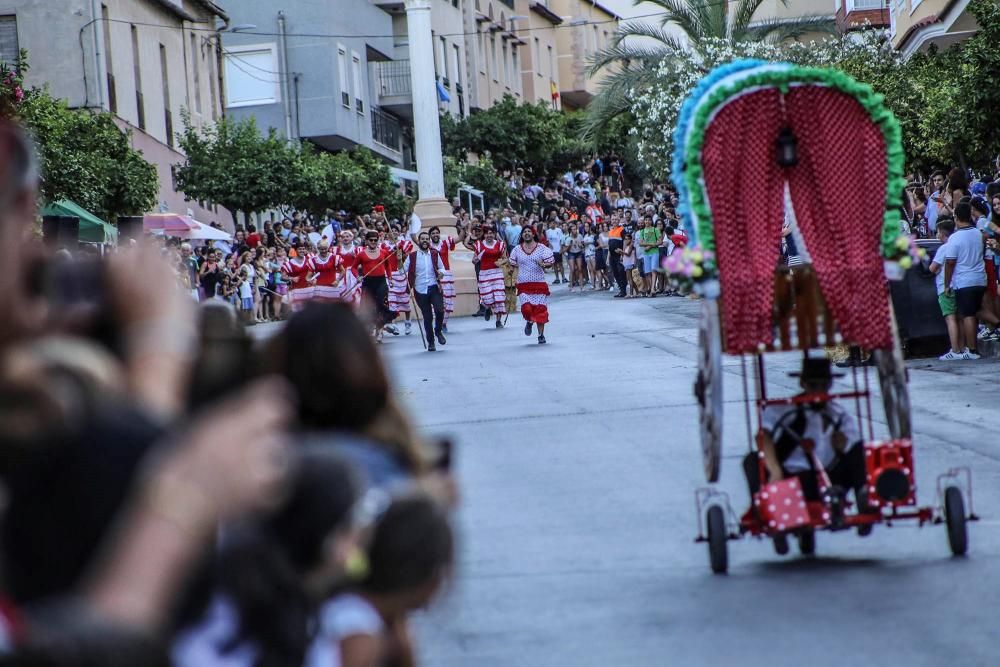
left=278, top=11, right=294, bottom=143
left=90, top=0, right=106, bottom=110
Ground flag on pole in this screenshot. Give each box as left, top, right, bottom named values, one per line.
left=436, top=81, right=451, bottom=103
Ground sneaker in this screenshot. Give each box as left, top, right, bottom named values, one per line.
left=375, top=330, right=384, bottom=344
left=495, top=319, right=503, bottom=329
left=484, top=309, right=492, bottom=322
left=537, top=335, right=546, bottom=344
left=405, top=321, right=412, bottom=335
left=614, top=292, right=625, bottom=298
left=385, top=324, right=399, bottom=335
left=939, top=350, right=963, bottom=360
left=436, top=332, right=447, bottom=346
left=987, top=329, right=1000, bottom=342
left=524, top=321, right=533, bottom=336
left=977, top=324, right=987, bottom=337
left=427, top=344, right=436, bottom=352
left=552, top=279, right=561, bottom=285
left=977, top=327, right=993, bottom=341
left=963, top=348, right=981, bottom=360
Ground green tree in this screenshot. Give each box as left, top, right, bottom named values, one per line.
left=444, top=154, right=512, bottom=209
left=440, top=95, right=588, bottom=178
left=175, top=113, right=292, bottom=224
left=288, top=145, right=408, bottom=221
left=18, top=87, right=158, bottom=221
left=584, top=0, right=835, bottom=138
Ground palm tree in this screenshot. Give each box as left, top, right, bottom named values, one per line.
left=582, top=0, right=837, bottom=140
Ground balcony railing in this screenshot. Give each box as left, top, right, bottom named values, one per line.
left=374, top=60, right=412, bottom=98
left=371, top=106, right=402, bottom=152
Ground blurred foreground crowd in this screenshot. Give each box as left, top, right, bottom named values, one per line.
left=0, top=123, right=456, bottom=666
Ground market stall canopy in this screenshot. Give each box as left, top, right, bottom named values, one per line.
left=143, top=213, right=198, bottom=233
left=40, top=200, right=118, bottom=245
left=172, top=220, right=232, bottom=241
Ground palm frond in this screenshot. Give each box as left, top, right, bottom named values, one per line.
left=730, top=0, right=768, bottom=39
left=580, top=65, right=663, bottom=140
left=639, top=0, right=708, bottom=42
left=587, top=22, right=684, bottom=75
left=744, top=15, right=837, bottom=43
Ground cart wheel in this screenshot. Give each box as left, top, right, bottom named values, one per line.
left=796, top=529, right=816, bottom=556
left=944, top=486, right=968, bottom=556
left=707, top=505, right=728, bottom=574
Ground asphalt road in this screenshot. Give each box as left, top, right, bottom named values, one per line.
left=376, top=288, right=999, bottom=667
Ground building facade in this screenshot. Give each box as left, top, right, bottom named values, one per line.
left=548, top=0, right=619, bottom=111
left=888, top=0, right=978, bottom=57
left=0, top=0, right=227, bottom=221
left=834, top=0, right=891, bottom=33
left=219, top=0, right=409, bottom=169
left=464, top=0, right=527, bottom=112
left=517, top=0, right=562, bottom=108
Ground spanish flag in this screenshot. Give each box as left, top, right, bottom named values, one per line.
left=550, top=81, right=559, bottom=101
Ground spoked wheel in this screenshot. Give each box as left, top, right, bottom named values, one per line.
left=707, top=505, right=728, bottom=574
left=875, top=305, right=912, bottom=440
left=695, top=299, right=723, bottom=482
left=944, top=486, right=968, bottom=556
left=796, top=529, right=816, bottom=556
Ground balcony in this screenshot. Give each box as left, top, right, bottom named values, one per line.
left=373, top=59, right=413, bottom=120
left=371, top=106, right=403, bottom=163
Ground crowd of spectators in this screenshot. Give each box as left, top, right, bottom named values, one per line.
left=0, top=119, right=456, bottom=666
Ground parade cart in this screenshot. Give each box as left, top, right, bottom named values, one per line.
left=668, top=61, right=977, bottom=574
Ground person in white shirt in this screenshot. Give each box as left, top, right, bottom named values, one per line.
left=407, top=231, right=446, bottom=351
left=929, top=219, right=965, bottom=359
left=545, top=221, right=566, bottom=284
left=944, top=201, right=989, bottom=359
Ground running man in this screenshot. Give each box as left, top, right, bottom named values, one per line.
left=509, top=226, right=556, bottom=344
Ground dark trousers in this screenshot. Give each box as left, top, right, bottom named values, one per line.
left=414, top=285, right=445, bottom=341
left=608, top=239, right=626, bottom=294
left=743, top=444, right=867, bottom=501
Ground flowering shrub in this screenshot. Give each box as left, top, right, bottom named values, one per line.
left=629, top=31, right=899, bottom=178
left=0, top=50, right=27, bottom=119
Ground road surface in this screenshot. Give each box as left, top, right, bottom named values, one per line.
left=377, top=289, right=998, bottom=667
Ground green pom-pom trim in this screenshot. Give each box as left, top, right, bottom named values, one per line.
left=683, top=65, right=905, bottom=259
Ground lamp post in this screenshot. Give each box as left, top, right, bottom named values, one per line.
left=404, top=0, right=453, bottom=233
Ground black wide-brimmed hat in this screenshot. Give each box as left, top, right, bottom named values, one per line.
left=788, top=357, right=845, bottom=380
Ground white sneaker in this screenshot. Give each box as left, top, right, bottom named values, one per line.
left=405, top=321, right=412, bottom=335
left=962, top=348, right=981, bottom=360
left=939, top=350, right=963, bottom=360
left=977, top=327, right=992, bottom=341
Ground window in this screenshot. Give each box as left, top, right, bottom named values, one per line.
left=478, top=31, right=486, bottom=74
left=352, top=51, right=364, bottom=114
left=511, top=47, right=519, bottom=93
left=547, top=45, right=554, bottom=79
left=439, top=36, right=449, bottom=85
left=592, top=25, right=599, bottom=54
left=452, top=44, right=462, bottom=87
left=0, top=15, right=17, bottom=66
left=490, top=36, right=498, bottom=81
left=337, top=45, right=350, bottom=107
left=533, top=38, right=541, bottom=77
left=131, top=25, right=145, bottom=130
left=502, top=42, right=508, bottom=87
left=191, top=33, right=202, bottom=114
left=160, top=44, right=173, bottom=147
left=102, top=6, right=116, bottom=113
left=208, top=53, right=218, bottom=119
left=223, top=44, right=281, bottom=108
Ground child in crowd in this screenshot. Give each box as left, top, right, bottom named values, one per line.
left=929, top=218, right=964, bottom=360
left=621, top=233, right=640, bottom=297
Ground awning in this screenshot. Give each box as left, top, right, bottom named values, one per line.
left=172, top=220, right=232, bottom=241
left=40, top=200, right=118, bottom=245
left=143, top=213, right=198, bottom=233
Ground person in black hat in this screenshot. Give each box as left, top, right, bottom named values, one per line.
left=743, top=356, right=874, bottom=542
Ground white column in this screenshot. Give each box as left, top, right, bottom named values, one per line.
left=405, top=0, right=446, bottom=201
